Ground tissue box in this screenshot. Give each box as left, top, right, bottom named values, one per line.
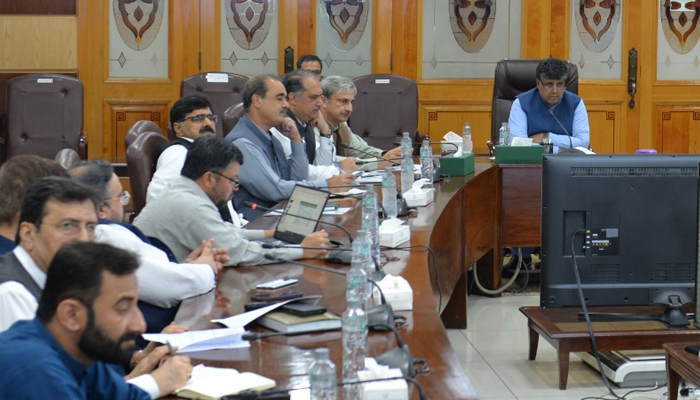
left=358, top=362, right=408, bottom=400
left=494, top=145, right=544, bottom=164
left=402, top=187, right=434, bottom=207
left=378, top=276, right=413, bottom=311
left=379, top=224, right=410, bottom=247
left=439, top=153, right=475, bottom=176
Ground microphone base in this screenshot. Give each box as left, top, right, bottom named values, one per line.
left=558, top=147, right=586, bottom=155
left=375, top=345, right=415, bottom=378
left=367, top=304, right=395, bottom=332
left=326, top=244, right=352, bottom=264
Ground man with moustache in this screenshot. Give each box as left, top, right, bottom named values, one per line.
left=225, top=75, right=353, bottom=221
left=0, top=242, right=192, bottom=399
left=272, top=69, right=357, bottom=179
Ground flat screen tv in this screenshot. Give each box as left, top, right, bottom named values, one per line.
left=540, top=154, right=700, bottom=314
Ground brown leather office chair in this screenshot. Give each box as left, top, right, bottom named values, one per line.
left=3, top=74, right=86, bottom=162
left=54, top=148, right=81, bottom=169
left=126, top=131, right=169, bottom=217
left=491, top=59, right=578, bottom=146
left=180, top=72, right=248, bottom=136
left=222, top=103, right=245, bottom=135
left=125, top=120, right=163, bottom=150
left=348, top=74, right=418, bottom=151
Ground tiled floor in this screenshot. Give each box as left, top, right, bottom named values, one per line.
left=446, top=294, right=670, bottom=400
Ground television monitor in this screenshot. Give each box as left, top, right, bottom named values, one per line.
left=540, top=154, right=700, bottom=310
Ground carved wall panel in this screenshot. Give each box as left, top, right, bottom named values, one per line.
left=316, top=0, right=373, bottom=77
left=585, top=104, right=620, bottom=154
left=656, top=105, right=700, bottom=152
left=422, top=0, right=521, bottom=79
left=570, top=0, right=623, bottom=79
left=104, top=101, right=169, bottom=159
left=109, top=0, right=168, bottom=78
left=658, top=0, right=700, bottom=79
left=221, top=0, right=278, bottom=75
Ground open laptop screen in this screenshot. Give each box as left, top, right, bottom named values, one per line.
left=273, top=185, right=330, bottom=244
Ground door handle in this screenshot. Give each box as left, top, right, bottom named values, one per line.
left=628, top=48, right=637, bottom=109
left=284, top=46, right=294, bottom=74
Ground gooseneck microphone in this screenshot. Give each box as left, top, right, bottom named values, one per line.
left=547, top=108, right=584, bottom=154
left=262, top=255, right=397, bottom=330
left=393, top=140, right=459, bottom=151
left=340, top=143, right=400, bottom=165
left=243, top=201, right=353, bottom=244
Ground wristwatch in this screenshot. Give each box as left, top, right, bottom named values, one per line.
left=319, top=131, right=332, bottom=138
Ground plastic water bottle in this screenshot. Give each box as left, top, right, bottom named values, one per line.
left=381, top=169, right=398, bottom=219
left=499, top=122, right=511, bottom=146
left=361, top=186, right=381, bottom=268
left=342, top=299, right=367, bottom=385
left=400, top=132, right=414, bottom=194
left=309, top=348, right=337, bottom=400
left=347, top=230, right=370, bottom=305
left=462, top=122, right=473, bottom=153
left=420, top=137, right=434, bottom=182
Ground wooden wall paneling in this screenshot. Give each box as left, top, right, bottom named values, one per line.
left=297, top=0, right=314, bottom=60
left=199, top=0, right=220, bottom=72
left=549, top=0, right=569, bottom=59
left=0, top=0, right=76, bottom=15
left=585, top=102, right=622, bottom=154
left=372, top=0, right=392, bottom=74
left=104, top=101, right=169, bottom=159
left=278, top=0, right=298, bottom=75
left=655, top=104, right=700, bottom=153
left=0, top=16, right=78, bottom=71
left=392, top=0, right=417, bottom=79
left=521, top=0, right=552, bottom=59
left=420, top=102, right=492, bottom=156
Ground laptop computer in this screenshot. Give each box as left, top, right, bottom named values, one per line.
left=273, top=185, right=330, bottom=244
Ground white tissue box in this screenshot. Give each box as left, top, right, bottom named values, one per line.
left=378, top=276, right=413, bottom=311
left=402, top=187, right=434, bottom=207
left=358, top=366, right=408, bottom=400
left=379, top=223, right=410, bottom=247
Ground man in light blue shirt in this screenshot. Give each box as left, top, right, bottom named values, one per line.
left=508, top=58, right=590, bottom=151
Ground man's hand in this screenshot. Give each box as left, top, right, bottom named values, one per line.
left=300, top=230, right=330, bottom=259
left=338, top=157, right=357, bottom=173
left=277, top=117, right=302, bottom=143
left=187, top=239, right=225, bottom=275
left=310, top=112, right=330, bottom=135
left=326, top=173, right=355, bottom=192
left=377, top=160, right=397, bottom=170
left=126, top=324, right=188, bottom=380
left=384, top=146, right=402, bottom=160
left=151, top=354, right=193, bottom=397
left=529, top=132, right=548, bottom=143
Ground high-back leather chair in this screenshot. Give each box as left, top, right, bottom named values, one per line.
left=348, top=74, right=418, bottom=150
left=3, top=74, right=86, bottom=162
left=180, top=72, right=248, bottom=136
left=222, top=103, right=245, bottom=135
left=125, top=120, right=163, bottom=150
left=54, top=148, right=81, bottom=170
left=491, top=59, right=578, bottom=145
left=126, top=131, right=169, bottom=217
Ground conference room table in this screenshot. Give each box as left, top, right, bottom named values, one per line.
left=161, top=161, right=503, bottom=399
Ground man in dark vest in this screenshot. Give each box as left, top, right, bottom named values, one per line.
left=508, top=57, right=590, bottom=151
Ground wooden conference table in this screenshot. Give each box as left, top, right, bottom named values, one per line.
left=162, top=162, right=504, bottom=399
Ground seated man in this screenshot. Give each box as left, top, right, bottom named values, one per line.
left=0, top=155, right=68, bottom=255
left=320, top=76, right=402, bottom=171
left=297, top=54, right=323, bottom=81
left=0, top=241, right=192, bottom=399
left=0, top=177, right=99, bottom=332
left=226, top=74, right=353, bottom=221
left=273, top=69, right=357, bottom=179
left=70, top=161, right=226, bottom=309
left=508, top=57, right=590, bottom=150
left=134, top=136, right=329, bottom=265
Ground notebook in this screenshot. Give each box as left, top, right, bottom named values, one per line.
left=174, top=365, right=276, bottom=400
left=273, top=185, right=330, bottom=244
left=256, top=311, right=341, bottom=334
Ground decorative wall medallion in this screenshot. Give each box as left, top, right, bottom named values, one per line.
left=112, top=0, right=164, bottom=51
left=576, top=0, right=620, bottom=53
left=661, top=0, right=700, bottom=54
left=226, top=0, right=272, bottom=50
left=450, top=0, right=495, bottom=53
left=320, top=0, right=369, bottom=51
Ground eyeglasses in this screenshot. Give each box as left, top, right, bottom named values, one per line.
left=210, top=170, right=240, bottom=189
left=539, top=80, right=565, bottom=92
left=103, top=191, right=130, bottom=207
left=180, top=114, right=218, bottom=124
left=42, top=220, right=97, bottom=237
left=306, top=69, right=322, bottom=75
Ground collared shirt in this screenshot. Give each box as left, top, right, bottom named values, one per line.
left=508, top=96, right=590, bottom=150
left=147, top=137, right=193, bottom=203
left=270, top=127, right=339, bottom=181
left=0, top=246, right=45, bottom=332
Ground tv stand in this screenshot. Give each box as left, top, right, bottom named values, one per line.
left=577, top=296, right=693, bottom=328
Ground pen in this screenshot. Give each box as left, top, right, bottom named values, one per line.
left=166, top=340, right=175, bottom=357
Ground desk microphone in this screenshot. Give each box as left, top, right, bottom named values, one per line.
left=262, top=254, right=398, bottom=331
left=340, top=143, right=400, bottom=165
left=548, top=108, right=584, bottom=154
left=243, top=201, right=354, bottom=245
left=393, top=140, right=459, bottom=151
left=370, top=323, right=418, bottom=378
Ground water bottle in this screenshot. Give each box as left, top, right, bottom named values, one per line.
left=342, top=299, right=367, bottom=384
left=347, top=230, right=370, bottom=305
left=400, top=132, right=414, bottom=194
left=420, top=137, right=434, bottom=182
left=462, top=122, right=473, bottom=153
left=499, top=122, right=511, bottom=146
left=381, top=169, right=398, bottom=219
left=309, top=348, right=337, bottom=400
left=361, top=186, right=381, bottom=271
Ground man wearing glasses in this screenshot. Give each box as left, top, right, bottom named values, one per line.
left=297, top=54, right=323, bottom=81
left=508, top=57, right=590, bottom=151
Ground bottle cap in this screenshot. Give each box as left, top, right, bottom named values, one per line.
left=314, top=348, right=330, bottom=359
